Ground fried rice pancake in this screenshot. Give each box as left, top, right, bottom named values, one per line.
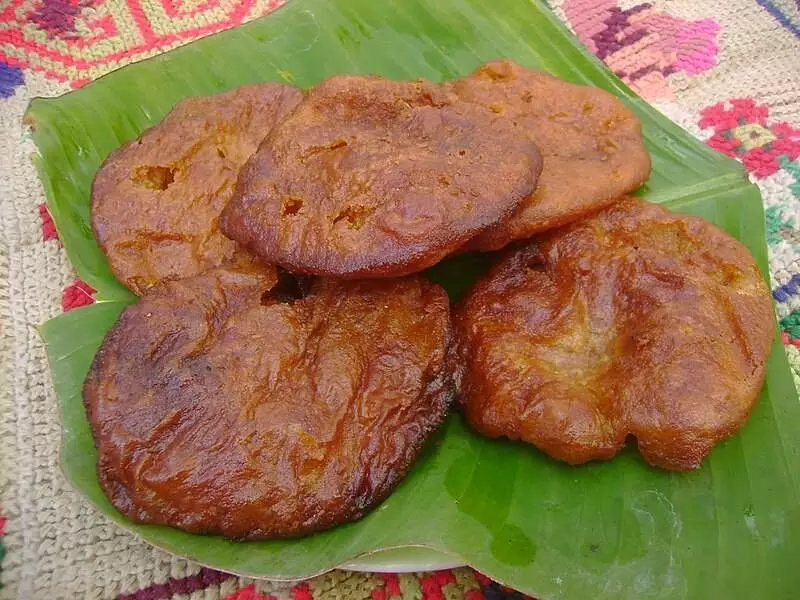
left=84, top=266, right=456, bottom=538
left=220, top=75, right=542, bottom=278
left=446, top=59, right=651, bottom=251
left=91, top=83, right=303, bottom=295
left=455, top=198, right=774, bottom=470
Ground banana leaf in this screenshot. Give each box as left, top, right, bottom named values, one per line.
left=28, top=0, right=800, bottom=598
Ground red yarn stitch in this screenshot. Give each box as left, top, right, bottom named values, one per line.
left=61, top=279, right=95, bottom=312
left=38, top=203, right=58, bottom=242
left=223, top=585, right=275, bottom=600
left=380, top=573, right=402, bottom=597
left=699, top=103, right=740, bottom=131
left=700, top=99, right=800, bottom=179
left=742, top=147, right=782, bottom=178
left=372, top=587, right=387, bottom=600
left=434, top=570, right=456, bottom=586
left=290, top=582, right=313, bottom=600
left=419, top=574, right=445, bottom=600
left=772, top=136, right=800, bottom=160
left=705, top=133, right=739, bottom=158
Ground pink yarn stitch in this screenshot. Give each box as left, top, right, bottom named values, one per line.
left=564, top=0, right=720, bottom=99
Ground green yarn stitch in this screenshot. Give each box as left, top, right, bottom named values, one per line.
left=765, top=204, right=794, bottom=246
left=784, top=344, right=800, bottom=392
left=779, top=156, right=800, bottom=200
left=779, top=308, right=800, bottom=340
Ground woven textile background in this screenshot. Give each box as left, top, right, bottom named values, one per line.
left=1, top=0, right=799, bottom=598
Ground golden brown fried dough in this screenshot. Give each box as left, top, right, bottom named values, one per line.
left=220, top=75, right=542, bottom=278
left=84, top=266, right=456, bottom=538
left=91, top=83, right=303, bottom=295
left=447, top=60, right=651, bottom=251
left=455, top=198, right=774, bottom=470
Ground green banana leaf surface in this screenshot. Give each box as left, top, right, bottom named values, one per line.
left=28, top=0, right=800, bottom=598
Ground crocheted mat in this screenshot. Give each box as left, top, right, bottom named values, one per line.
left=1, top=0, right=799, bottom=598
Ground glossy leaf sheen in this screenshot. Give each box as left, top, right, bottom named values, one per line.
left=29, top=0, right=800, bottom=598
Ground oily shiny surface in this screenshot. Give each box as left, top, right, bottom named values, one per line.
left=84, top=267, right=455, bottom=538
left=91, top=83, right=303, bottom=295
left=455, top=198, right=774, bottom=470
left=447, top=60, right=652, bottom=251
left=220, top=74, right=542, bottom=278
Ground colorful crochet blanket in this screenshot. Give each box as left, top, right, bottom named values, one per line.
left=1, top=0, right=799, bottom=598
